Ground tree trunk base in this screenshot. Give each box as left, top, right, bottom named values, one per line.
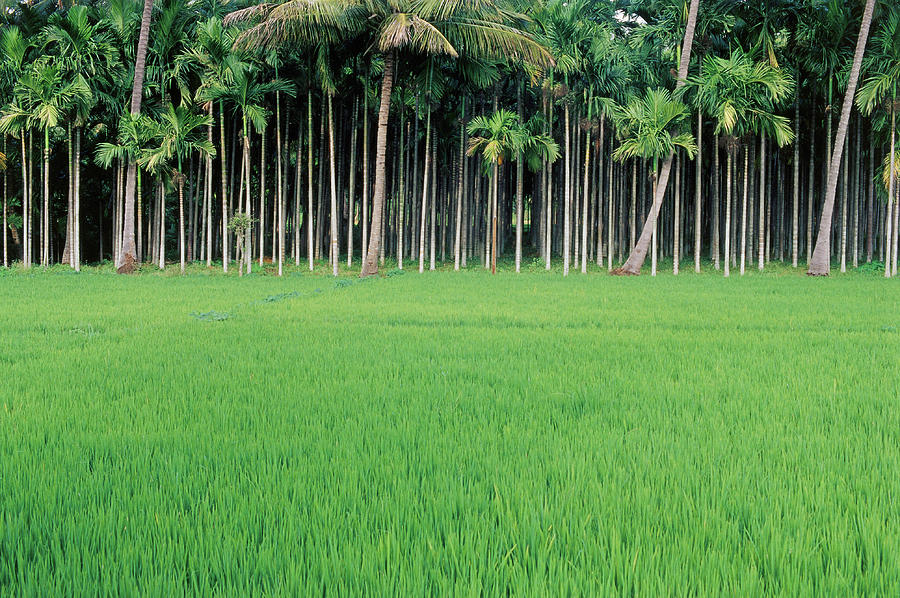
left=117, top=253, right=136, bottom=274
left=806, top=270, right=829, bottom=277
left=610, top=266, right=639, bottom=276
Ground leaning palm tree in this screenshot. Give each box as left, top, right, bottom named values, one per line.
left=226, top=0, right=553, bottom=277
left=612, top=87, right=697, bottom=276
left=141, top=104, right=216, bottom=273
left=808, top=0, right=878, bottom=276
left=613, top=0, right=699, bottom=276
left=856, top=6, right=900, bottom=277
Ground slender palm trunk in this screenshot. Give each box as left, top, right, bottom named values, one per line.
left=307, top=90, right=314, bottom=270
left=724, top=150, right=733, bottom=277
left=326, top=93, right=338, bottom=276
left=219, top=101, right=229, bottom=272
left=694, top=107, right=702, bottom=272
left=347, top=96, right=358, bottom=268
left=206, top=105, right=213, bottom=267
left=419, top=105, right=431, bottom=273
left=179, top=167, right=185, bottom=274
left=615, top=0, right=699, bottom=275
left=563, top=103, right=571, bottom=276
left=840, top=132, right=848, bottom=272
left=117, top=0, right=153, bottom=273
left=516, top=85, right=524, bottom=273
left=1, top=136, right=6, bottom=267
left=673, top=152, right=680, bottom=274
left=809, top=0, right=877, bottom=275
left=581, top=112, right=590, bottom=274
left=259, top=123, right=266, bottom=267
left=791, top=102, right=799, bottom=267
left=740, top=145, right=748, bottom=275
left=886, top=102, right=896, bottom=277
left=759, top=134, right=767, bottom=270
left=455, top=98, right=465, bottom=270
left=491, top=161, right=498, bottom=274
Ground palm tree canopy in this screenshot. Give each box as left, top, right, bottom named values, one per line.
left=612, top=87, right=697, bottom=165
left=684, top=46, right=794, bottom=147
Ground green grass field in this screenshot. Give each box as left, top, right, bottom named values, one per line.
left=1, top=264, right=898, bottom=596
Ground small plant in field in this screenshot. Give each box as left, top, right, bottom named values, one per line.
left=228, top=213, right=256, bottom=277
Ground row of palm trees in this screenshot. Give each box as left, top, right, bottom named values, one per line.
left=0, top=0, right=898, bottom=277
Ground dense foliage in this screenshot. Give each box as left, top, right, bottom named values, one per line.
left=0, top=0, right=898, bottom=277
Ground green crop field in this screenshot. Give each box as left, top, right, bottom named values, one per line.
left=1, top=265, right=899, bottom=596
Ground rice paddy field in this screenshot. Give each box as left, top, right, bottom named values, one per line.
left=1, top=262, right=899, bottom=596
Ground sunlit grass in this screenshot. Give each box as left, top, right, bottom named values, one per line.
left=0, top=266, right=898, bottom=595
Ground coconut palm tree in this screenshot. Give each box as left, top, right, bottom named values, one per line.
left=614, top=0, right=699, bottom=276
left=227, top=0, right=552, bottom=277
left=856, top=6, right=900, bottom=277
left=118, top=0, right=155, bottom=274
left=612, top=87, right=697, bottom=276
left=808, top=0, right=878, bottom=276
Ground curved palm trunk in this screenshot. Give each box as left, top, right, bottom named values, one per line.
left=360, top=52, right=394, bottom=277
left=614, top=0, right=699, bottom=275
left=117, top=0, right=153, bottom=273
left=808, top=0, right=877, bottom=275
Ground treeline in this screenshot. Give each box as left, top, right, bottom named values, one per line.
left=0, top=0, right=898, bottom=277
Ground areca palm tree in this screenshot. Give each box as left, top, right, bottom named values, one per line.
left=686, top=47, right=794, bottom=276
left=45, top=5, right=120, bottom=271
left=142, top=104, right=216, bottom=273
left=227, top=0, right=552, bottom=277
left=467, top=108, right=559, bottom=274
left=184, top=17, right=240, bottom=270
left=857, top=6, right=900, bottom=277
left=612, top=87, right=697, bottom=276
left=0, top=26, right=30, bottom=267
left=0, top=58, right=91, bottom=268
left=205, top=58, right=293, bottom=274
